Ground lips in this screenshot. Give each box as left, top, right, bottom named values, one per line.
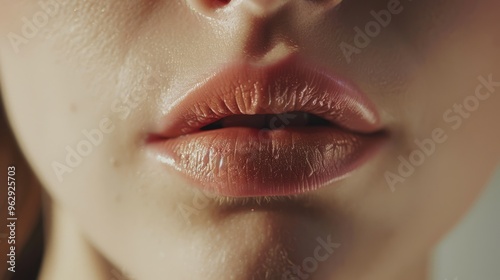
left=148, top=55, right=386, bottom=197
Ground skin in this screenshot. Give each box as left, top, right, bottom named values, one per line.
left=1, top=0, right=500, bottom=279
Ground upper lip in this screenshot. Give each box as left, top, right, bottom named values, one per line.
left=156, top=55, right=383, bottom=139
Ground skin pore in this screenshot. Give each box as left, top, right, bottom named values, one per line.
left=1, top=0, right=500, bottom=279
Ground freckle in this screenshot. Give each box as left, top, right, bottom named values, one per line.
left=69, top=103, right=77, bottom=113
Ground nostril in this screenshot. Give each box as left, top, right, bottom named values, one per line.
left=187, top=0, right=232, bottom=16
left=210, top=0, right=231, bottom=8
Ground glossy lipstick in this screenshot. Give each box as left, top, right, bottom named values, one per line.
left=149, top=56, right=386, bottom=197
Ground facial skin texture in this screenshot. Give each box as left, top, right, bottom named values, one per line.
left=1, top=0, right=500, bottom=279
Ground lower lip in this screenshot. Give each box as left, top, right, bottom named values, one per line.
left=150, top=127, right=385, bottom=197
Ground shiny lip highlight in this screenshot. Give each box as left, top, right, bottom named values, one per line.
left=148, top=55, right=386, bottom=197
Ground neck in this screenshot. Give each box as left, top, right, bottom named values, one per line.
left=38, top=201, right=114, bottom=280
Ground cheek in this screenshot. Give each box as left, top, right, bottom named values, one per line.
left=382, top=71, right=500, bottom=240
left=0, top=1, right=199, bottom=228
left=0, top=48, right=110, bottom=186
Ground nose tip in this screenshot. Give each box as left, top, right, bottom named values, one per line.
left=186, top=0, right=291, bottom=17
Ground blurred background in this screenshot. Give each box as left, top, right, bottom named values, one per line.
left=433, top=166, right=500, bottom=280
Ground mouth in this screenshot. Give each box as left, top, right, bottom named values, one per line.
left=148, top=55, right=387, bottom=197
